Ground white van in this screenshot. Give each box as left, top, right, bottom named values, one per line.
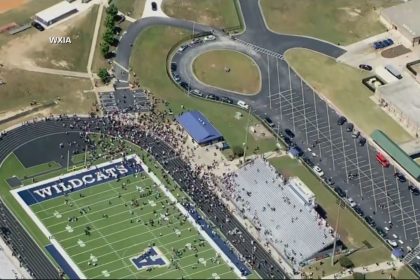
left=237, top=100, right=249, bottom=110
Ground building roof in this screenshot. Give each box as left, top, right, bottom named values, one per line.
left=371, top=130, right=420, bottom=180
left=230, top=158, right=335, bottom=267
left=381, top=0, right=420, bottom=39
left=177, top=111, right=223, bottom=144
left=377, top=76, right=420, bottom=128
left=35, top=1, right=78, bottom=22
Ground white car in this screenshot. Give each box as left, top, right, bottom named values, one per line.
left=312, top=165, right=324, bottom=177
left=347, top=197, right=357, bottom=208
left=392, top=233, right=398, bottom=239
left=237, top=100, right=249, bottom=110
left=387, top=239, right=398, bottom=247
left=203, top=35, right=216, bottom=41
left=398, top=240, right=404, bottom=245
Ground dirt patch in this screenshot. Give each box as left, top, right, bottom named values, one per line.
left=381, top=45, right=411, bottom=58
left=0, top=0, right=27, bottom=14
left=249, top=124, right=274, bottom=140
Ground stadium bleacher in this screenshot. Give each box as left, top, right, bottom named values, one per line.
left=227, top=157, right=336, bottom=268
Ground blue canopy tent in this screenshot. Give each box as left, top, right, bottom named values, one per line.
left=177, top=111, right=223, bottom=145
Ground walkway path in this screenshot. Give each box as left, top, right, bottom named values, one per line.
left=21, top=66, right=90, bottom=79
left=322, top=260, right=404, bottom=279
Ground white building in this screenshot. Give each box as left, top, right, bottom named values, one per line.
left=35, top=1, right=78, bottom=27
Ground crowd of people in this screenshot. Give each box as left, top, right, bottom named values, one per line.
left=3, top=106, right=288, bottom=279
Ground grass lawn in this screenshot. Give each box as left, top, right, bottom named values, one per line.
left=30, top=5, right=98, bottom=72
left=268, top=155, right=419, bottom=279
left=162, top=0, right=241, bottom=29
left=259, top=0, right=399, bottom=45
left=285, top=48, right=412, bottom=144
left=92, top=9, right=109, bottom=73
left=0, top=69, right=95, bottom=116
left=193, top=50, right=261, bottom=94
left=114, top=0, right=146, bottom=19
left=130, top=26, right=276, bottom=155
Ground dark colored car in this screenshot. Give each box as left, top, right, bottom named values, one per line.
left=394, top=172, right=406, bottom=183
left=283, top=136, right=292, bottom=147
left=364, top=216, right=376, bottom=227
left=32, top=21, right=45, bottom=31
left=334, top=187, right=346, bottom=198
left=264, top=116, right=275, bottom=127
left=170, top=62, right=177, bottom=72
left=284, top=128, right=295, bottom=139
left=292, top=146, right=304, bottom=157
left=409, top=185, right=420, bottom=195
left=337, top=116, right=347, bottom=125
left=353, top=205, right=364, bottom=216
left=206, top=94, right=219, bottom=101
left=151, top=1, right=157, bottom=11
left=325, top=177, right=335, bottom=186
left=180, top=82, right=189, bottom=90
left=358, top=137, right=366, bottom=146
left=412, top=263, right=420, bottom=273
left=346, top=123, right=354, bottom=132
left=375, top=227, right=387, bottom=238
left=359, top=64, right=372, bottom=71
left=220, top=96, right=233, bottom=104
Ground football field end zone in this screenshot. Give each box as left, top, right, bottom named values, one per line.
left=10, top=154, right=142, bottom=280
left=140, top=162, right=247, bottom=279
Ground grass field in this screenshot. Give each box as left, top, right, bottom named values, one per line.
left=162, top=0, right=241, bottom=29
left=0, top=69, right=95, bottom=117
left=26, top=166, right=238, bottom=279
left=130, top=26, right=277, bottom=155
left=193, top=50, right=261, bottom=94
left=268, top=155, right=418, bottom=279
left=259, top=0, right=399, bottom=45
left=285, top=48, right=412, bottom=144
left=115, top=0, right=146, bottom=19
left=31, top=5, right=98, bottom=72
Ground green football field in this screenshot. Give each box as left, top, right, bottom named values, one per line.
left=27, top=170, right=238, bottom=279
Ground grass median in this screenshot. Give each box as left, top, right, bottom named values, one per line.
left=162, top=0, right=241, bottom=29
left=114, top=0, right=146, bottom=19
left=130, top=25, right=276, bottom=155
left=259, top=0, right=399, bottom=45
left=193, top=50, right=261, bottom=94
left=285, top=48, right=412, bottom=144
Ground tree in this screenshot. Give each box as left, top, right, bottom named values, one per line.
left=106, top=3, right=118, bottom=18
left=339, top=256, right=354, bottom=269
left=98, top=68, right=110, bottom=83
left=105, top=14, right=115, bottom=29
left=102, top=27, right=114, bottom=45
left=232, top=146, right=244, bottom=157
left=100, top=41, right=110, bottom=58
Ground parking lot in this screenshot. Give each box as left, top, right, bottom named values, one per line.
left=99, top=89, right=150, bottom=114
left=172, top=35, right=420, bottom=255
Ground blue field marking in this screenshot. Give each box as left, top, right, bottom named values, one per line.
left=131, top=247, right=168, bottom=270
left=45, top=244, right=80, bottom=279
left=184, top=204, right=251, bottom=276
left=18, top=158, right=143, bottom=206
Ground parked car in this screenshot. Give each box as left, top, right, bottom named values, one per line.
left=358, top=137, right=366, bottom=146
left=347, top=197, right=357, bottom=208
left=353, top=205, right=364, bottom=216
left=359, top=64, right=372, bottom=71
left=394, top=172, right=406, bottom=183
left=375, top=227, right=387, bottom=238
left=151, top=1, right=157, bottom=11
left=284, top=128, right=295, bottom=139
left=203, top=35, right=216, bottom=41
left=337, top=116, right=347, bottom=125
left=346, top=123, right=354, bottom=132
left=264, top=116, right=275, bottom=127
left=334, top=187, right=346, bottom=198
left=237, top=100, right=249, bottom=110
left=170, top=62, right=177, bottom=72
left=177, top=44, right=188, bottom=53
left=365, top=216, right=376, bottom=226
left=387, top=239, right=398, bottom=247
left=190, top=89, right=203, bottom=97
left=206, top=94, right=219, bottom=101
left=303, top=156, right=315, bottom=167
left=220, top=96, right=233, bottom=104
left=313, top=165, right=324, bottom=177
left=352, top=130, right=360, bottom=138
left=180, top=81, right=190, bottom=90
left=376, top=152, right=390, bottom=168
left=325, top=177, right=335, bottom=186
left=283, top=136, right=292, bottom=147
left=173, top=74, right=181, bottom=83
